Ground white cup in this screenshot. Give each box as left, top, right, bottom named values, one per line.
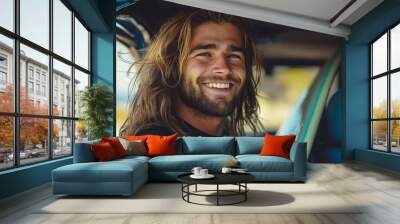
left=200, top=169, right=208, bottom=176
left=191, top=167, right=202, bottom=176
left=221, top=167, right=232, bottom=174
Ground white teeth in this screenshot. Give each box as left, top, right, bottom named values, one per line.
left=205, top=83, right=230, bottom=89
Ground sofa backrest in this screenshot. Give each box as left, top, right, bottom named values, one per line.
left=177, top=137, right=235, bottom=155
left=73, top=139, right=100, bottom=163
left=235, top=137, right=263, bottom=155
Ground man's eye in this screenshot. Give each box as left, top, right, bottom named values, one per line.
left=197, top=52, right=211, bottom=57
left=228, top=54, right=242, bottom=60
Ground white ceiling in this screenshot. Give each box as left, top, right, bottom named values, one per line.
left=224, top=0, right=352, bottom=22
left=164, top=0, right=384, bottom=38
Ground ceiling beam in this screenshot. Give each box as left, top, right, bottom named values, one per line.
left=330, top=0, right=368, bottom=27
left=163, top=0, right=351, bottom=38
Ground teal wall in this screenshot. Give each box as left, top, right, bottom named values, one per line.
left=0, top=158, right=72, bottom=199
left=345, top=0, right=400, bottom=171
left=92, top=32, right=115, bottom=135
left=0, top=0, right=115, bottom=200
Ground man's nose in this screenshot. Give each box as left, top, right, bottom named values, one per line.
left=212, top=55, right=231, bottom=76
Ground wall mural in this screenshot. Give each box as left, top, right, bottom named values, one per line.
left=115, top=0, right=344, bottom=162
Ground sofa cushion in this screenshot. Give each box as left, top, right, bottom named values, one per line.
left=148, top=154, right=235, bottom=172
left=119, top=138, right=147, bottom=156
left=101, top=137, right=127, bottom=158
left=260, top=134, right=296, bottom=159
left=235, top=137, right=263, bottom=155
left=52, top=158, right=147, bottom=183
left=178, top=137, right=235, bottom=155
left=236, top=155, right=293, bottom=172
left=73, top=140, right=100, bottom=163
left=91, top=142, right=118, bottom=161
left=147, top=134, right=177, bottom=157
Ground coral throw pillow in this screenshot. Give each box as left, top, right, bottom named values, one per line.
left=260, top=134, right=296, bottom=159
left=91, top=142, right=118, bottom=161
left=101, top=137, right=127, bottom=158
left=146, top=134, right=177, bottom=157
left=124, top=135, right=148, bottom=142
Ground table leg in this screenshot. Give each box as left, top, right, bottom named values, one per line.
left=217, top=184, right=219, bottom=206
left=195, top=184, right=197, bottom=192
left=245, top=183, right=247, bottom=201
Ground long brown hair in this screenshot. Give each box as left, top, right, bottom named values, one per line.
left=120, top=10, right=263, bottom=136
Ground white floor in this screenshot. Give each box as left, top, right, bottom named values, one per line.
left=1, top=162, right=400, bottom=224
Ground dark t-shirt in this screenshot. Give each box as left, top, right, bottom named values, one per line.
left=135, top=120, right=227, bottom=136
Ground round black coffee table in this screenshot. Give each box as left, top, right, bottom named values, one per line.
left=177, top=173, right=255, bottom=206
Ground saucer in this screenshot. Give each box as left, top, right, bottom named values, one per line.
left=190, top=174, right=215, bottom=179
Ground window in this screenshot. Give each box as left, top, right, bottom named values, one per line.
left=0, top=54, right=7, bottom=86
left=28, top=67, right=34, bottom=80
left=36, top=83, right=40, bottom=95
left=370, top=22, right=400, bottom=154
left=0, top=0, right=14, bottom=32
left=42, top=85, right=46, bottom=97
left=0, top=54, right=7, bottom=67
left=0, top=0, right=91, bottom=171
left=28, top=81, right=34, bottom=94
left=35, top=70, right=41, bottom=81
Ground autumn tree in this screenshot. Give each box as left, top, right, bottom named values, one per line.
left=0, top=84, right=60, bottom=152
left=372, top=99, right=400, bottom=143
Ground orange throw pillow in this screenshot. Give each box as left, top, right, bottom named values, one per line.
left=146, top=134, right=177, bottom=157
left=260, top=134, right=296, bottom=159
left=101, top=137, right=126, bottom=158
left=124, top=135, right=148, bottom=141
left=91, top=142, right=118, bottom=161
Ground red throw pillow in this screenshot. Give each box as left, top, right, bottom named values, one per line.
left=146, top=134, right=177, bottom=157
left=91, top=142, right=118, bottom=161
left=101, top=137, right=126, bottom=158
left=260, top=134, right=296, bottom=159
left=124, top=135, right=148, bottom=141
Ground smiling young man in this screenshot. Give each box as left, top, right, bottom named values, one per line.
left=120, top=10, right=263, bottom=136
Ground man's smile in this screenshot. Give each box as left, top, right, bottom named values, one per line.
left=203, top=82, right=233, bottom=89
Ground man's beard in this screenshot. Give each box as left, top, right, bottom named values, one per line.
left=178, top=76, right=243, bottom=117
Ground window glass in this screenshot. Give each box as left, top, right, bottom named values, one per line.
left=372, top=121, right=388, bottom=151
left=53, top=0, right=72, bottom=60
left=20, top=0, right=49, bottom=49
left=391, top=24, right=400, bottom=70
left=53, top=119, right=72, bottom=158
left=372, top=77, right=387, bottom=119
left=19, top=117, right=49, bottom=165
left=0, top=35, right=14, bottom=113
left=0, top=116, right=13, bottom=170
left=20, top=44, right=49, bottom=115
left=372, top=33, right=387, bottom=76
left=75, top=120, right=88, bottom=143
left=53, top=59, right=72, bottom=116
left=391, top=72, right=400, bottom=118
left=74, top=17, right=89, bottom=70
left=74, top=69, right=89, bottom=118
left=391, top=120, right=400, bottom=153
left=0, top=0, right=92, bottom=169
left=0, top=0, right=14, bottom=31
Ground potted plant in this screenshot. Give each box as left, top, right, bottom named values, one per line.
left=79, top=84, right=113, bottom=140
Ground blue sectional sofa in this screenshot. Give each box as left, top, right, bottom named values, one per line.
left=52, top=137, right=307, bottom=196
